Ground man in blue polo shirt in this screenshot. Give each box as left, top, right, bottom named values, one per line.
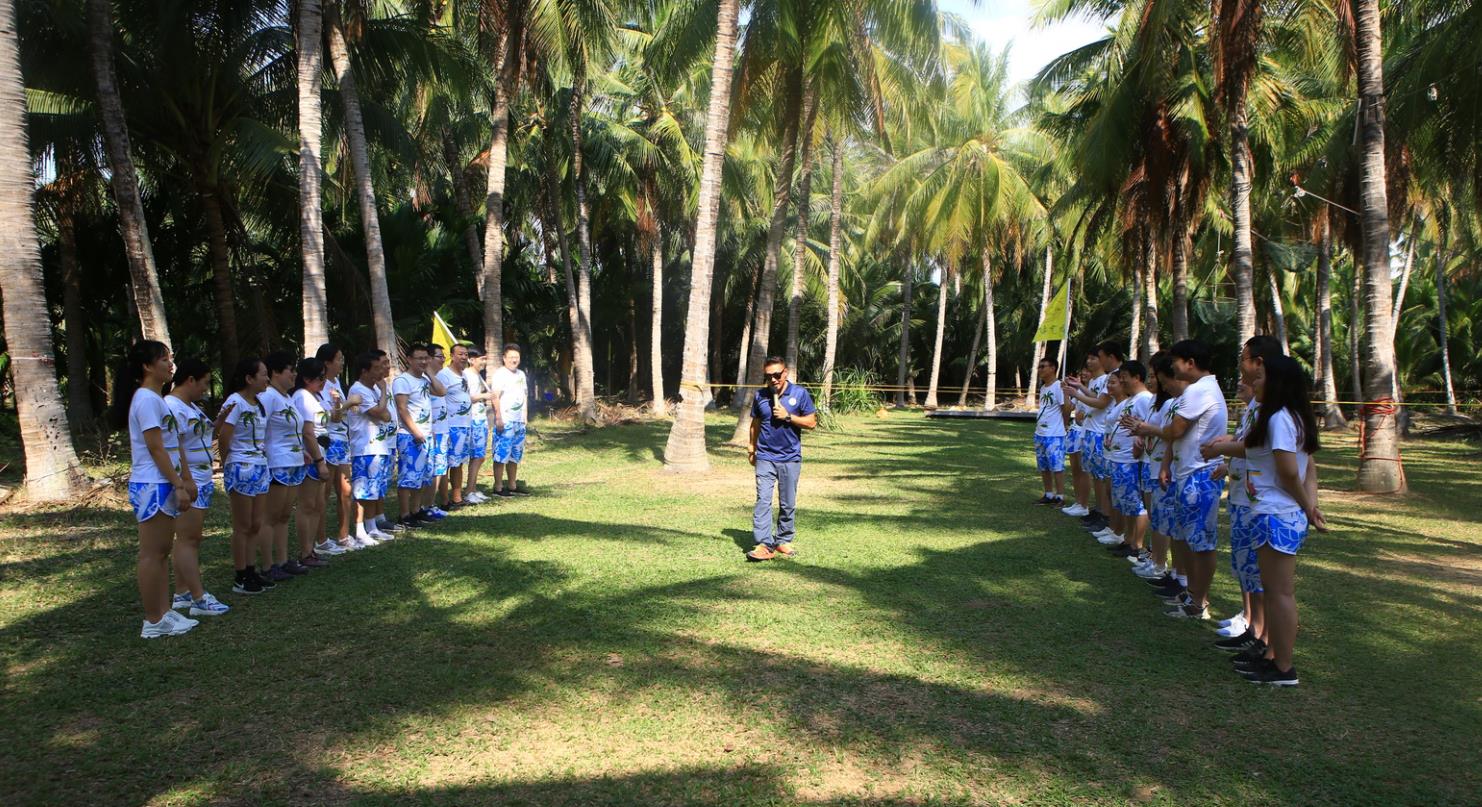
left=747, top=356, right=818, bottom=561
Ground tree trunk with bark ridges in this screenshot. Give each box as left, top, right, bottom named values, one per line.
left=957, top=288, right=986, bottom=408
left=200, top=184, right=240, bottom=372
left=924, top=275, right=949, bottom=409
left=649, top=228, right=666, bottom=415
left=1435, top=229, right=1456, bottom=415
left=663, top=0, right=738, bottom=471
left=297, top=0, right=328, bottom=349
left=895, top=263, right=914, bottom=407
left=1171, top=230, right=1190, bottom=341
left=1142, top=238, right=1160, bottom=359
left=785, top=85, right=819, bottom=372
left=568, top=79, right=598, bottom=423
left=1315, top=214, right=1345, bottom=429
left=59, top=189, right=95, bottom=432
left=982, top=252, right=998, bottom=410
left=481, top=27, right=516, bottom=364
left=820, top=140, right=844, bottom=406
left=1230, top=98, right=1257, bottom=350
left=1026, top=246, right=1053, bottom=407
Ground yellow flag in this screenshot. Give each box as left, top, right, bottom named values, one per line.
left=431, top=311, right=458, bottom=355
left=1033, top=279, right=1071, bottom=343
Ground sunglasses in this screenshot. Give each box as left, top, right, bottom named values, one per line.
left=765, top=371, right=785, bottom=380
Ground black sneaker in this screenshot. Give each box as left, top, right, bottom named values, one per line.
left=1214, top=630, right=1258, bottom=653
left=1233, top=639, right=1269, bottom=662
left=1145, top=572, right=1177, bottom=588
left=494, top=488, right=514, bottom=498
left=1244, top=662, right=1299, bottom=686
left=232, top=572, right=264, bottom=595
left=398, top=516, right=420, bottom=530
left=1034, top=494, right=1059, bottom=506
left=1107, top=543, right=1138, bottom=558
left=509, top=485, right=530, bottom=496
left=255, top=570, right=276, bottom=591
left=282, top=560, right=311, bottom=576
left=1153, top=581, right=1186, bottom=600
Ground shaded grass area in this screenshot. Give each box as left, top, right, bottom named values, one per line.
left=1, top=412, right=1479, bottom=805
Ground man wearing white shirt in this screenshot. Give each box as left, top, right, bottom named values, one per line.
left=346, top=350, right=396, bottom=544
left=392, top=344, right=437, bottom=528
left=462, top=348, right=494, bottom=503
left=1129, top=339, right=1228, bottom=620
left=1032, top=357, right=1067, bottom=506
left=438, top=344, right=474, bottom=508
left=489, top=344, right=530, bottom=497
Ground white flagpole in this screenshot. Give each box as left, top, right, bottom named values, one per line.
left=1059, top=274, right=1073, bottom=379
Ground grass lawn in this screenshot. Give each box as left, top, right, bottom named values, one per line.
left=1, top=411, right=1479, bottom=806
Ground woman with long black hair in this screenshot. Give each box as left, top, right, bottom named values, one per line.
left=220, top=356, right=271, bottom=594
left=1228, top=355, right=1327, bottom=686
left=112, top=340, right=198, bottom=638
left=291, top=357, right=333, bottom=568
left=164, top=358, right=230, bottom=617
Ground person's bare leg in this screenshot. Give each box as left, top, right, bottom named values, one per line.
left=1039, top=470, right=1053, bottom=496
left=1051, top=470, right=1064, bottom=498
left=1187, top=550, right=1217, bottom=608
left=173, top=507, right=207, bottom=600
left=264, top=484, right=294, bottom=566
left=138, top=516, right=175, bottom=622
left=298, top=479, right=324, bottom=558
left=465, top=456, right=485, bottom=496
left=1257, top=546, right=1296, bottom=669
left=398, top=484, right=416, bottom=521
left=1127, top=513, right=1148, bottom=551
left=490, top=459, right=505, bottom=493
left=1170, top=540, right=1189, bottom=580
left=1069, top=455, right=1089, bottom=508
left=1249, top=592, right=1267, bottom=642
left=449, top=467, right=464, bottom=504
left=229, top=492, right=255, bottom=572
left=506, top=461, right=519, bottom=491
left=332, top=466, right=355, bottom=540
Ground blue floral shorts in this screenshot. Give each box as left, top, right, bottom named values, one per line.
left=1253, top=510, right=1309, bottom=556
left=326, top=436, right=350, bottom=466
left=493, top=422, right=527, bottom=464
left=190, top=470, right=215, bottom=510
left=1149, top=475, right=1178, bottom=537
left=1085, top=433, right=1110, bottom=480
left=1174, top=467, right=1223, bottom=551
left=1034, top=435, right=1066, bottom=473
left=446, top=426, right=471, bottom=467
left=1111, top=461, right=1147, bottom=516
left=304, top=461, right=322, bottom=483
left=396, top=433, right=430, bottom=489
left=1066, top=427, right=1084, bottom=456
left=430, top=432, right=450, bottom=477
left=468, top=419, right=488, bottom=459
left=1228, top=502, right=1263, bottom=593
left=224, top=462, right=270, bottom=497
left=129, top=482, right=180, bottom=523
left=270, top=465, right=308, bottom=487
left=352, top=454, right=392, bottom=501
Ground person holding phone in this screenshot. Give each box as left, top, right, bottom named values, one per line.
left=746, top=357, right=818, bottom=562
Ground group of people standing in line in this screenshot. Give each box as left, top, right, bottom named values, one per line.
left=116, top=339, right=531, bottom=639
left=1032, top=336, right=1327, bottom=687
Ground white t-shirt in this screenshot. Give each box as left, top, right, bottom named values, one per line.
left=465, top=367, right=488, bottom=421
left=439, top=367, right=473, bottom=428
left=1083, top=373, right=1111, bottom=434
left=392, top=372, right=433, bottom=436
left=1245, top=408, right=1308, bottom=515
left=1170, top=374, right=1228, bottom=479
left=165, top=395, right=213, bottom=479
left=262, top=386, right=306, bottom=469
left=1104, top=390, right=1155, bottom=463
left=129, top=387, right=179, bottom=484
left=490, top=367, right=528, bottom=424
left=1228, top=401, right=1259, bottom=507
left=221, top=391, right=268, bottom=466
left=1143, top=397, right=1175, bottom=469
left=320, top=379, right=349, bottom=441
left=293, top=389, right=326, bottom=445
left=429, top=377, right=450, bottom=435
left=1036, top=381, right=1066, bottom=437
left=348, top=380, right=396, bottom=456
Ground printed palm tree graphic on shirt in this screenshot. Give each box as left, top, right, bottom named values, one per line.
left=238, top=409, right=265, bottom=458
left=1038, top=390, right=1057, bottom=432
left=160, top=411, right=182, bottom=472
left=187, top=408, right=212, bottom=473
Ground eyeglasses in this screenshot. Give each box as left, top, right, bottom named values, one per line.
left=765, top=371, right=785, bottom=380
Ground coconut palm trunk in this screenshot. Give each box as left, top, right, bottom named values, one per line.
left=1129, top=260, right=1143, bottom=358
left=1434, top=225, right=1456, bottom=415
left=662, top=0, right=738, bottom=471
left=1315, top=214, right=1345, bottom=429
left=199, top=183, right=241, bottom=372
left=1142, top=238, right=1160, bottom=359
left=1025, top=245, right=1053, bottom=407
left=327, top=11, right=395, bottom=361
left=568, top=78, right=599, bottom=422
left=957, top=290, right=985, bottom=408
left=542, top=185, right=593, bottom=413
left=1353, top=0, right=1404, bottom=493
left=0, top=2, right=86, bottom=501
left=443, top=133, right=483, bottom=285
left=56, top=165, right=95, bottom=432
left=820, top=140, right=844, bottom=406
left=894, top=262, right=913, bottom=407
left=481, top=27, right=517, bottom=360
left=1267, top=268, right=1288, bottom=353
left=924, top=272, right=949, bottom=409
left=982, top=251, right=998, bottom=410
left=732, top=262, right=760, bottom=398
left=1229, top=97, right=1257, bottom=347
left=649, top=225, right=666, bottom=415
left=297, top=0, right=328, bottom=349
left=1171, top=231, right=1190, bottom=341
left=728, top=90, right=803, bottom=444
left=87, top=0, right=170, bottom=346
left=1349, top=260, right=1363, bottom=408
left=784, top=86, right=819, bottom=371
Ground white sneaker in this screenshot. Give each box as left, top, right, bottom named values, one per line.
left=188, top=592, right=231, bottom=617
left=316, top=539, right=348, bottom=556
left=1130, top=559, right=1154, bottom=573
left=468, top=492, right=488, bottom=504
left=141, top=617, right=176, bottom=639
left=164, top=610, right=199, bottom=635
left=1061, top=503, right=1089, bottom=517
left=1134, top=564, right=1167, bottom=580
left=369, top=529, right=394, bottom=542
left=1216, top=613, right=1243, bottom=629
left=1216, top=616, right=1249, bottom=638
left=171, top=592, right=193, bottom=610
left=354, top=535, right=379, bottom=549
left=1094, top=530, right=1121, bottom=545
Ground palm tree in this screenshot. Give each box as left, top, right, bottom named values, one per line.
left=0, top=0, right=86, bottom=501
left=820, top=136, right=845, bottom=405
left=298, top=0, right=329, bottom=349
left=1353, top=0, right=1404, bottom=493
left=785, top=84, right=820, bottom=371
left=326, top=3, right=396, bottom=359
left=663, top=0, right=739, bottom=471
left=1212, top=0, right=1262, bottom=349
left=86, top=0, right=171, bottom=347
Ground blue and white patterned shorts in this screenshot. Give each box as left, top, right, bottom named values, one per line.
left=430, top=432, right=450, bottom=476
left=1034, top=435, right=1066, bottom=473
left=1228, top=502, right=1263, bottom=593
left=1111, top=461, right=1146, bottom=516
left=1085, top=433, right=1110, bottom=480
left=304, top=461, right=322, bottom=483
left=446, top=426, right=471, bottom=467
left=1253, top=510, right=1308, bottom=556
left=1139, top=461, right=1158, bottom=495
left=190, top=470, right=215, bottom=511
left=396, top=433, right=430, bottom=489
left=493, top=422, right=527, bottom=464
left=468, top=419, right=488, bottom=459
left=223, top=462, right=270, bottom=497
left=326, top=436, right=350, bottom=466
left=270, top=465, right=308, bottom=487
left=129, top=481, right=180, bottom=523
left=1175, top=467, right=1223, bottom=551
left=351, top=454, right=392, bottom=501
left=1149, top=476, right=1178, bottom=536
left=1067, top=427, right=1085, bottom=455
